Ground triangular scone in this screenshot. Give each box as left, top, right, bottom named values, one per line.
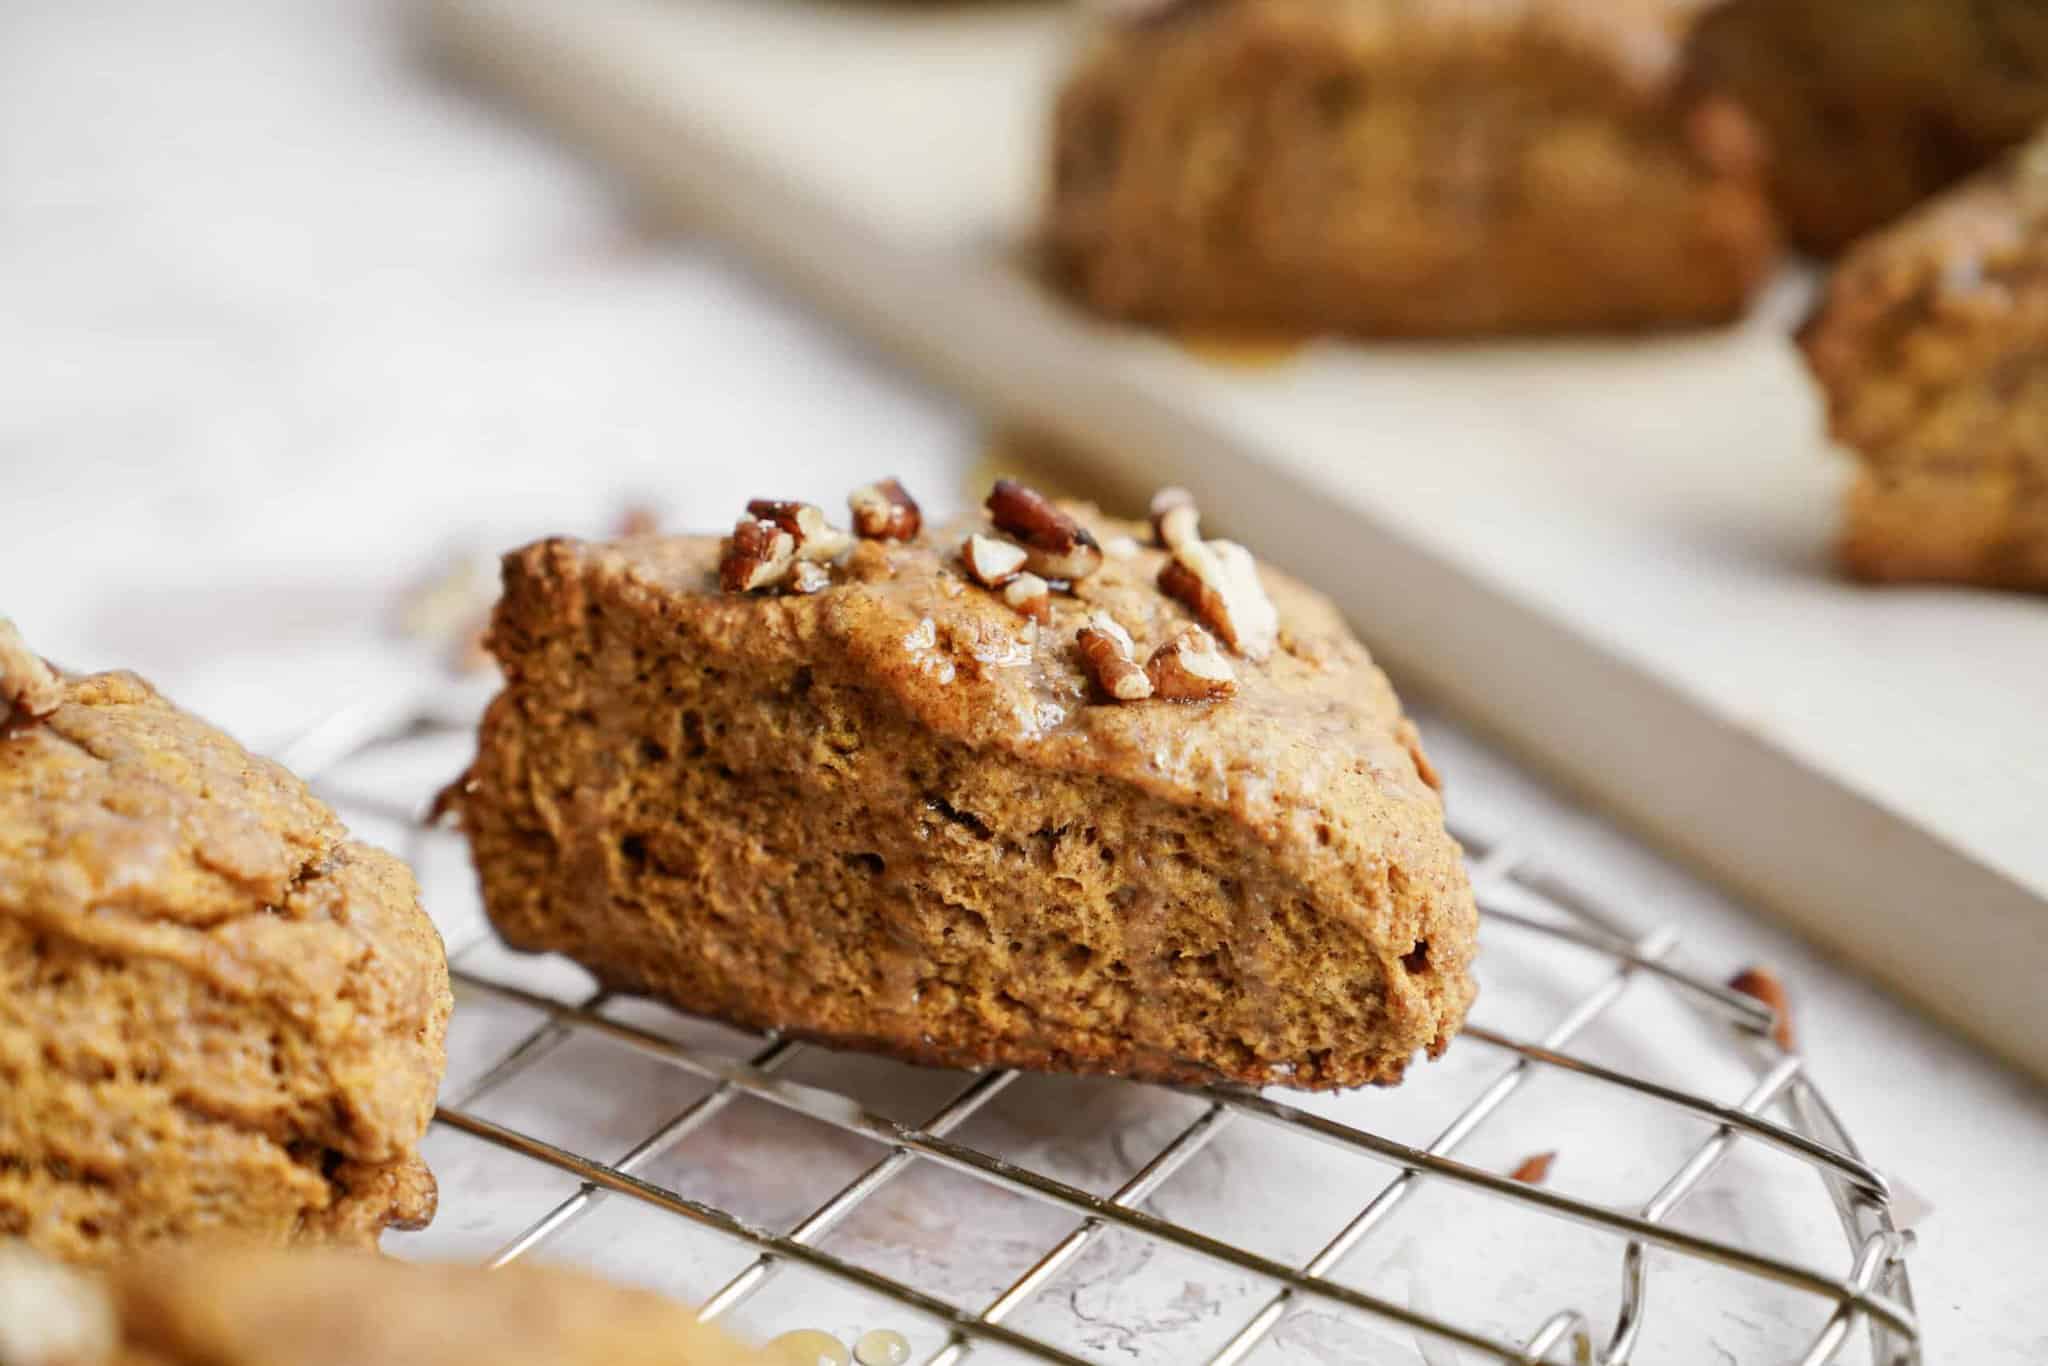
left=1046, top=0, right=1777, bottom=336
left=1800, top=135, right=2048, bottom=591
left=449, top=494, right=1476, bottom=1090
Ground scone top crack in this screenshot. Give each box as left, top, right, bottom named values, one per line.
left=453, top=479, right=1477, bottom=1090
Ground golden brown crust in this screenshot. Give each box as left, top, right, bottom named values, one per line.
left=1799, top=136, right=2048, bottom=591
left=1688, top=0, right=2048, bottom=256
left=449, top=508, right=1477, bottom=1092
left=112, top=1249, right=763, bottom=1366
left=0, top=667, right=452, bottom=1264
left=0, top=1243, right=763, bottom=1366
left=1046, top=0, right=1777, bottom=337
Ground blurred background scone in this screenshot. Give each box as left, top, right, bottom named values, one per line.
left=1690, top=0, right=2048, bottom=255
left=0, top=625, right=451, bottom=1264
left=0, top=1242, right=765, bottom=1366
left=1046, top=0, right=1778, bottom=337
left=1800, top=134, right=2048, bottom=592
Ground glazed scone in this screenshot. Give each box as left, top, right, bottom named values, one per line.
left=446, top=483, right=1477, bottom=1091
left=0, top=626, right=452, bottom=1264
left=1045, top=0, right=1778, bottom=337
left=1688, top=0, right=2048, bottom=256
left=0, top=1242, right=765, bottom=1366
left=1799, top=136, right=2048, bottom=591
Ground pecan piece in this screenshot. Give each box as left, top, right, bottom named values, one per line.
left=1509, top=1152, right=1557, bottom=1185
left=746, top=499, right=854, bottom=561
left=962, top=534, right=1030, bottom=588
left=1076, top=613, right=1152, bottom=701
left=719, top=517, right=798, bottom=593
left=1145, top=625, right=1236, bottom=700
left=986, top=479, right=1102, bottom=581
left=848, top=477, right=922, bottom=541
left=1148, top=486, right=1200, bottom=550
left=1728, top=966, right=1796, bottom=1051
left=1002, top=572, right=1052, bottom=622
left=1158, top=539, right=1277, bottom=659
left=0, top=619, right=63, bottom=728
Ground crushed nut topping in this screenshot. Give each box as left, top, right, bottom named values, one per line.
left=1158, top=538, right=1277, bottom=659
left=986, top=479, right=1103, bottom=582
left=1002, top=572, right=1052, bottom=622
left=1103, top=534, right=1142, bottom=560
left=962, top=534, right=1030, bottom=587
left=1149, top=486, right=1200, bottom=550
left=848, top=477, right=922, bottom=541
left=1076, top=613, right=1153, bottom=701
left=746, top=499, right=854, bottom=561
left=0, top=619, right=63, bottom=729
left=1728, top=966, right=1796, bottom=1051
left=719, top=517, right=798, bottom=592
left=788, top=561, right=833, bottom=595
left=1509, top=1152, right=1557, bottom=1185
left=1145, top=625, right=1237, bottom=700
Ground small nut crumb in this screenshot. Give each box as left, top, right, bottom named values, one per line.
left=1509, top=1151, right=1557, bottom=1185
left=1145, top=625, right=1236, bottom=700
left=746, top=499, right=854, bottom=562
left=0, top=619, right=63, bottom=728
left=1149, top=486, right=1200, bottom=549
left=788, top=561, right=833, bottom=595
left=1076, top=613, right=1153, bottom=701
left=848, top=477, right=922, bottom=540
left=1158, top=539, right=1277, bottom=659
left=986, top=479, right=1103, bottom=581
left=1002, top=571, right=1052, bottom=622
left=719, top=517, right=798, bottom=592
left=613, top=502, right=660, bottom=537
left=1728, top=966, right=1796, bottom=1050
left=1104, top=534, right=1142, bottom=560
left=962, top=533, right=1029, bottom=588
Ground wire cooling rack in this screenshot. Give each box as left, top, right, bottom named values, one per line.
left=287, top=690, right=1920, bottom=1366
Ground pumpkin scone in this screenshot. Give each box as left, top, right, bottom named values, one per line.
left=1799, top=136, right=2048, bottom=591
left=1044, top=0, right=1777, bottom=337
left=444, top=480, right=1477, bottom=1091
left=0, top=1241, right=767, bottom=1366
left=1688, top=0, right=2048, bottom=256
left=0, top=621, right=452, bottom=1264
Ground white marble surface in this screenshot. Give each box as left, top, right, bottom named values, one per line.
left=4, top=2, right=2046, bottom=1361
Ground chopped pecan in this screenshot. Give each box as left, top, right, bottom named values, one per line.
left=0, top=619, right=63, bottom=728
left=1002, top=572, right=1052, bottom=622
left=1728, top=966, right=1796, bottom=1051
left=1145, top=625, right=1236, bottom=700
left=788, top=561, right=833, bottom=595
left=1158, top=539, right=1277, bottom=659
left=719, top=517, right=798, bottom=593
left=962, top=534, right=1030, bottom=588
left=848, top=477, right=922, bottom=541
left=986, top=479, right=1102, bottom=581
left=1076, top=613, right=1152, bottom=701
left=746, top=499, right=854, bottom=561
left=1148, top=486, right=1200, bottom=550
left=1509, top=1152, right=1557, bottom=1185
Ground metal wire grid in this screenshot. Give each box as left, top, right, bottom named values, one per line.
left=292, top=696, right=1921, bottom=1366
